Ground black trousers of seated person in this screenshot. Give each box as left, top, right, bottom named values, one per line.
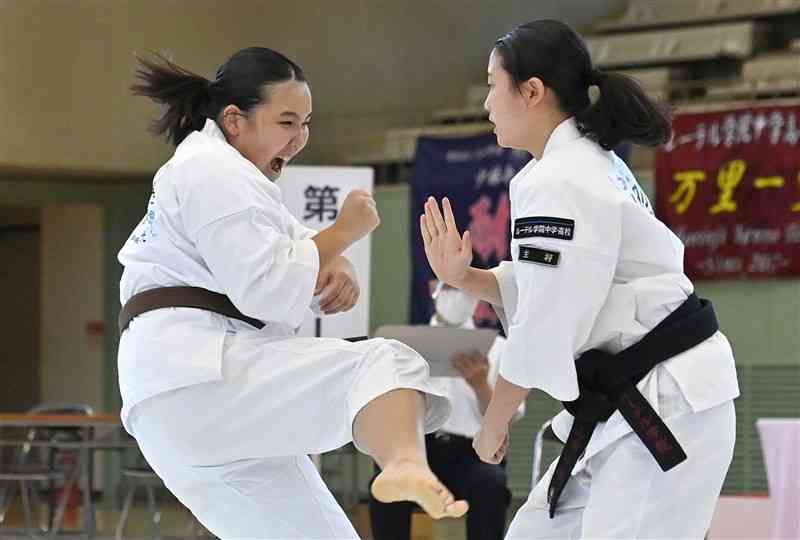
left=368, top=432, right=511, bottom=540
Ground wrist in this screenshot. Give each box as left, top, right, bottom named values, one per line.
left=340, top=254, right=357, bottom=276
left=484, top=403, right=511, bottom=430
left=327, top=224, right=355, bottom=253
left=482, top=417, right=508, bottom=437
left=468, top=376, right=491, bottom=392
left=449, top=266, right=473, bottom=289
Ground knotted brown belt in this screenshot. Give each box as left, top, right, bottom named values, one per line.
left=118, top=286, right=264, bottom=332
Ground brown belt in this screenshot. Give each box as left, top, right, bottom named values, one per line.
left=118, top=286, right=264, bottom=332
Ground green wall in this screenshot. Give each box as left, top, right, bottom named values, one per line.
left=370, top=186, right=413, bottom=332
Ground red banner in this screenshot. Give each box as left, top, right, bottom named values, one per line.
left=656, top=103, right=800, bottom=279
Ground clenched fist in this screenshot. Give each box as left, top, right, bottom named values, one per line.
left=334, top=189, right=380, bottom=244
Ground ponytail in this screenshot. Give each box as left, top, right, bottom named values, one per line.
left=131, top=53, right=211, bottom=147
left=131, top=47, right=307, bottom=147
left=575, top=70, right=671, bottom=150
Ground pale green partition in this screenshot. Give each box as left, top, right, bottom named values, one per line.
left=370, top=185, right=413, bottom=331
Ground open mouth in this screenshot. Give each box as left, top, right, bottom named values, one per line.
left=268, top=157, right=286, bottom=177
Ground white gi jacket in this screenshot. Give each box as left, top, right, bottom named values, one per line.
left=491, top=118, right=740, bottom=472
left=117, top=119, right=320, bottom=431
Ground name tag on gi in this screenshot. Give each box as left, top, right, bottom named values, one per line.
left=514, top=216, right=574, bottom=241
left=518, top=245, right=560, bottom=267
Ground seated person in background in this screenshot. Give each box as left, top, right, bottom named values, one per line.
left=368, top=281, right=525, bottom=540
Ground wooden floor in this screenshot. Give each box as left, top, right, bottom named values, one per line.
left=1, top=496, right=766, bottom=539
left=0, top=497, right=212, bottom=539
left=0, top=498, right=471, bottom=540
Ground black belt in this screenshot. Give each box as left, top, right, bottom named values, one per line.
left=547, top=294, right=719, bottom=518
left=118, top=286, right=264, bottom=332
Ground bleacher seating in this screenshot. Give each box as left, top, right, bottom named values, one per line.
left=346, top=0, right=797, bottom=188
left=595, top=0, right=800, bottom=33
left=705, top=51, right=800, bottom=99
left=431, top=106, right=487, bottom=124
left=349, top=122, right=491, bottom=165
left=431, top=84, right=488, bottom=124
left=618, top=67, right=674, bottom=101
left=431, top=68, right=673, bottom=125
left=585, top=21, right=757, bottom=69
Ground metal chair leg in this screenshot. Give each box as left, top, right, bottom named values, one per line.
left=49, top=470, right=76, bottom=538
left=115, top=481, right=137, bottom=540
left=0, top=480, right=17, bottom=525
left=79, top=447, right=94, bottom=539
left=145, top=484, right=161, bottom=540
left=19, top=480, right=40, bottom=540
left=29, top=482, right=46, bottom=533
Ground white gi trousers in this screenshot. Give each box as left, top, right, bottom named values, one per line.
left=506, top=371, right=736, bottom=540
left=127, top=333, right=451, bottom=540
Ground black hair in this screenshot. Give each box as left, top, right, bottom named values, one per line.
left=494, top=19, right=671, bottom=150
left=131, top=47, right=307, bottom=146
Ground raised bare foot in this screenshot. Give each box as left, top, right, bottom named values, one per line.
left=371, top=460, right=469, bottom=519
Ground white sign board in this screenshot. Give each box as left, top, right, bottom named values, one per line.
left=277, top=166, right=374, bottom=339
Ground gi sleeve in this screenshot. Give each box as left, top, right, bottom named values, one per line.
left=501, top=173, right=622, bottom=401
left=179, top=153, right=319, bottom=327
left=284, top=210, right=318, bottom=241
left=489, top=261, right=518, bottom=334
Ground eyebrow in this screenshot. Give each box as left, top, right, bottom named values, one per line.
left=280, top=111, right=313, bottom=121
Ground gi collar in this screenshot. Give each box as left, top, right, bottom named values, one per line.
left=541, top=117, right=582, bottom=158
left=199, top=119, right=284, bottom=198
left=202, top=118, right=231, bottom=145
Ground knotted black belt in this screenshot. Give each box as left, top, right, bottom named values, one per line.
left=547, top=293, right=719, bottom=518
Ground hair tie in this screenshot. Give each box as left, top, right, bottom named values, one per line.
left=214, top=64, right=226, bottom=82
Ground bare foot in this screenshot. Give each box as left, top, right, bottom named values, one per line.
left=371, top=460, right=469, bottom=519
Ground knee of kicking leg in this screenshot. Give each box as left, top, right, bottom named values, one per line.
left=350, top=339, right=437, bottom=398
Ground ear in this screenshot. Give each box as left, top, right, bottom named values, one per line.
left=219, top=104, right=244, bottom=137
left=521, top=77, right=546, bottom=108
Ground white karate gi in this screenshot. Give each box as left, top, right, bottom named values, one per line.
left=490, top=118, right=740, bottom=539
left=117, top=119, right=450, bottom=539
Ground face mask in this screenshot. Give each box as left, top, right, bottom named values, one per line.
left=434, top=286, right=479, bottom=327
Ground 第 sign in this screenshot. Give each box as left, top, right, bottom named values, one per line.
left=656, top=104, right=800, bottom=279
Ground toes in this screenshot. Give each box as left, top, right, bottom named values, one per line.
left=444, top=500, right=469, bottom=518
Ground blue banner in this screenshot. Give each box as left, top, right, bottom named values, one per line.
left=409, top=134, right=531, bottom=329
